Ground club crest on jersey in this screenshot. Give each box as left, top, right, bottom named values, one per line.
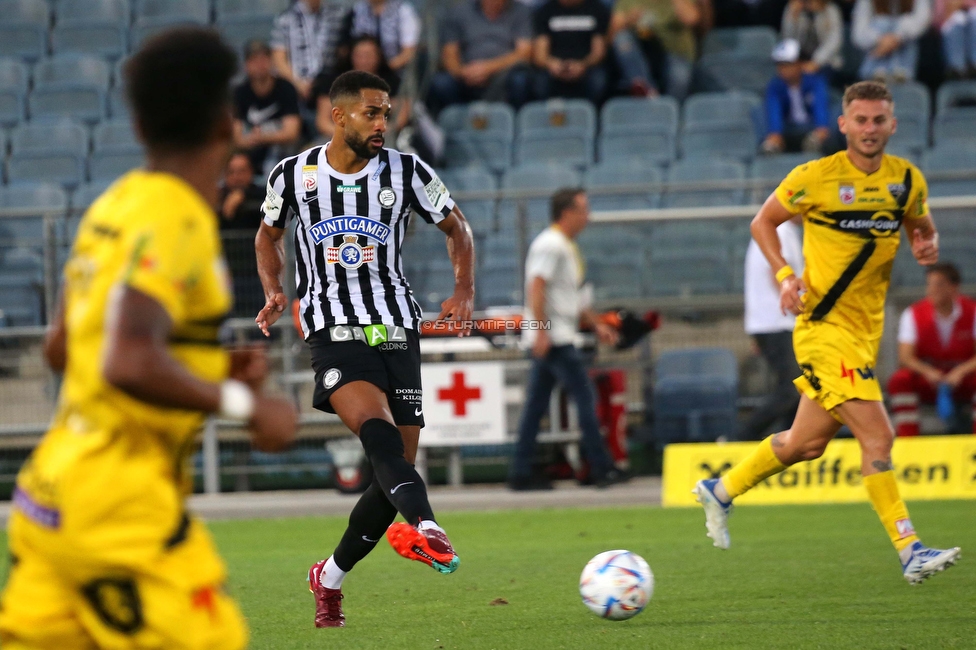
left=302, top=165, right=317, bottom=191
left=839, top=185, right=855, bottom=205
left=308, top=215, right=392, bottom=245
left=378, top=187, right=396, bottom=208
left=888, top=183, right=906, bottom=201
left=328, top=235, right=375, bottom=269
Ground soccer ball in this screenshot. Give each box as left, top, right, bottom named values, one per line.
left=579, top=550, right=654, bottom=621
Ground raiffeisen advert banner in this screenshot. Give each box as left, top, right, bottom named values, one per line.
left=663, top=436, right=976, bottom=507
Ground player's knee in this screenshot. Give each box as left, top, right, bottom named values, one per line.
left=797, top=440, right=829, bottom=462
left=359, top=418, right=405, bottom=459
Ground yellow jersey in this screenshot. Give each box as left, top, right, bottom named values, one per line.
left=16, top=171, right=231, bottom=543
left=774, top=151, right=930, bottom=341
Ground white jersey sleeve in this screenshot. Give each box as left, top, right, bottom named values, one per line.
left=408, top=155, right=455, bottom=224
left=262, top=159, right=296, bottom=229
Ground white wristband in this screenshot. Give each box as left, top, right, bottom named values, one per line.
left=219, top=380, right=255, bottom=421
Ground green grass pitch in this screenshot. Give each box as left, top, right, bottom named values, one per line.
left=1, top=500, right=973, bottom=648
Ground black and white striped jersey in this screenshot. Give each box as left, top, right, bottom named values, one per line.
left=262, top=144, right=455, bottom=338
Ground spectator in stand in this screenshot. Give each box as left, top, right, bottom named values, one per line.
left=761, top=39, right=832, bottom=154
left=851, top=0, right=931, bottom=82
left=609, top=0, right=711, bottom=99
left=340, top=0, right=422, bottom=83
left=509, top=188, right=627, bottom=491
left=428, top=0, right=534, bottom=112
left=271, top=0, right=347, bottom=104
left=314, top=36, right=410, bottom=139
left=738, top=216, right=804, bottom=440
left=935, top=0, right=976, bottom=78
left=219, top=152, right=266, bottom=317
left=889, top=263, right=976, bottom=436
left=781, top=0, right=844, bottom=84
left=234, top=40, right=303, bottom=176
left=713, top=0, right=786, bottom=29
left=532, top=0, right=611, bottom=103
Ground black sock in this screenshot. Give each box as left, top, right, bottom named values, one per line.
left=359, top=418, right=435, bottom=525
left=332, top=476, right=398, bottom=572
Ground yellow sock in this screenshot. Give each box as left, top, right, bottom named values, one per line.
left=863, top=470, right=919, bottom=551
left=721, top=436, right=787, bottom=500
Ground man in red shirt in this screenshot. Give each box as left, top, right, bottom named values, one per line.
left=889, top=263, right=976, bottom=436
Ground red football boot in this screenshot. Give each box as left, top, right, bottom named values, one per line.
left=307, top=560, right=345, bottom=628
left=386, top=522, right=460, bottom=574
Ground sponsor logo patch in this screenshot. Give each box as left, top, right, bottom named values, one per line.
left=337, top=184, right=361, bottom=193
left=329, top=325, right=407, bottom=346
left=787, top=188, right=806, bottom=206
left=839, top=185, right=855, bottom=205
left=323, top=368, right=341, bottom=389
left=308, top=215, right=392, bottom=245
left=424, top=175, right=449, bottom=211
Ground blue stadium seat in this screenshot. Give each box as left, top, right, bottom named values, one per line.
left=701, top=26, right=778, bottom=58
left=10, top=121, right=89, bottom=156
left=29, top=86, right=106, bottom=124
left=0, top=275, right=44, bottom=326
left=93, top=119, right=140, bottom=153
left=7, top=152, right=86, bottom=188
left=652, top=347, right=739, bottom=446
left=681, top=92, right=761, bottom=162
left=215, top=0, right=290, bottom=19
left=584, top=160, right=661, bottom=211
left=935, top=80, right=976, bottom=114
left=598, top=96, right=677, bottom=165
left=921, top=146, right=976, bottom=196
left=499, top=163, right=581, bottom=236
left=135, top=0, right=212, bottom=23
left=0, top=0, right=50, bottom=61
left=683, top=91, right=761, bottom=123
left=438, top=102, right=514, bottom=173
left=109, top=87, right=130, bottom=118
left=218, top=14, right=275, bottom=56
left=891, top=238, right=925, bottom=287
left=477, top=233, right=521, bottom=308
left=52, top=23, right=128, bottom=59
left=0, top=246, right=43, bottom=281
left=516, top=100, right=596, bottom=168
left=0, top=89, right=24, bottom=128
left=646, top=221, right=732, bottom=295
left=886, top=142, right=921, bottom=164
left=131, top=18, right=207, bottom=48
left=0, top=182, right=68, bottom=246
left=437, top=166, right=496, bottom=232
left=56, top=0, right=129, bottom=24
left=750, top=152, right=815, bottom=203
left=932, top=108, right=976, bottom=147
left=72, top=180, right=112, bottom=212
left=576, top=226, right=644, bottom=300
left=0, top=58, right=30, bottom=93
left=89, top=150, right=144, bottom=182
left=34, top=55, right=112, bottom=90
left=664, top=159, right=747, bottom=208
left=697, top=28, right=778, bottom=95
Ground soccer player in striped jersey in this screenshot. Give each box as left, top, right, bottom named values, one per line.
left=254, top=71, right=476, bottom=627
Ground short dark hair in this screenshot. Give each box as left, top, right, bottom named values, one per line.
left=927, top=262, right=962, bottom=285
left=843, top=80, right=893, bottom=108
left=329, top=70, right=391, bottom=105
left=125, top=27, right=237, bottom=151
left=550, top=187, right=585, bottom=222
left=244, top=39, right=272, bottom=60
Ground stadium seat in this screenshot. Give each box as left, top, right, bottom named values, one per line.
left=499, top=163, right=581, bottom=236
left=697, top=28, right=778, bottom=95
left=0, top=58, right=30, bottom=94
left=0, top=275, right=44, bottom=326
left=10, top=121, right=89, bottom=156
left=135, top=0, right=212, bottom=24
left=215, top=0, right=291, bottom=19
left=0, top=0, right=50, bottom=61
left=935, top=80, right=976, bottom=114
left=218, top=14, right=275, bottom=56
left=477, top=233, right=521, bottom=308
left=652, top=347, right=739, bottom=446
left=576, top=226, right=644, bottom=300
left=932, top=108, right=976, bottom=147
left=92, top=119, right=140, bottom=153
left=438, top=102, right=514, bottom=173
left=7, top=152, right=86, bottom=188
left=516, top=100, right=596, bottom=168
left=886, top=142, right=921, bottom=164
left=701, top=26, right=778, bottom=58
left=664, top=159, right=747, bottom=208
left=729, top=218, right=752, bottom=292
left=921, top=146, right=976, bottom=197
left=109, top=87, right=130, bottom=118
left=646, top=221, right=732, bottom=296
left=131, top=18, right=207, bottom=48
left=681, top=120, right=758, bottom=162
left=0, top=89, right=24, bottom=127
left=89, top=150, right=144, bottom=182
left=436, top=166, right=497, bottom=232
left=34, top=55, right=112, bottom=90
left=0, top=182, right=68, bottom=245
left=584, top=160, right=661, bottom=211
left=598, top=96, right=678, bottom=166
left=72, top=180, right=112, bottom=212
left=28, top=86, right=106, bottom=124
left=52, top=24, right=128, bottom=59
left=891, top=237, right=925, bottom=287
left=683, top=91, right=761, bottom=123
left=750, top=152, right=815, bottom=203
left=0, top=245, right=43, bottom=280
left=56, top=0, right=130, bottom=24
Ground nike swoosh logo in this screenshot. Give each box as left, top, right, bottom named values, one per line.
left=414, top=408, right=423, bottom=416
left=247, top=103, right=279, bottom=125
left=362, top=535, right=379, bottom=543
left=390, top=481, right=414, bottom=495
left=301, top=195, right=318, bottom=204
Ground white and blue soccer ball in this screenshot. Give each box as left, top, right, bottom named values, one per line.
left=579, top=550, right=654, bottom=621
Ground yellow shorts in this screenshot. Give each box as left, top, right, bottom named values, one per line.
left=0, top=508, right=248, bottom=650
left=792, top=319, right=883, bottom=413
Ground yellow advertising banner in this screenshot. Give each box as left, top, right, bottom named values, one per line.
left=663, top=435, right=976, bottom=507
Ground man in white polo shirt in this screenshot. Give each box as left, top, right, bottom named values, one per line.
left=509, top=188, right=625, bottom=490
left=738, top=216, right=804, bottom=440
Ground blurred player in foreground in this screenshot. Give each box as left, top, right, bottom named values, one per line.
left=0, top=28, right=298, bottom=648
left=694, top=80, right=961, bottom=584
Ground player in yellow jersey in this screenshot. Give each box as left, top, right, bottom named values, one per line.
left=694, top=81, right=961, bottom=584
left=0, top=29, right=298, bottom=648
